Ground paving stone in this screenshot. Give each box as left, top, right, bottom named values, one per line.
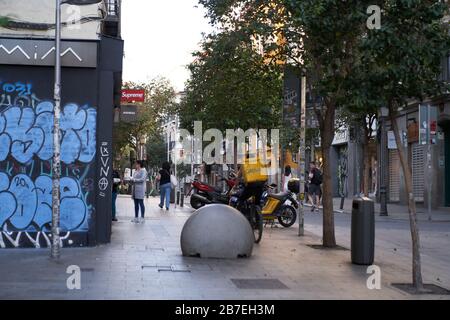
left=1, top=196, right=449, bottom=300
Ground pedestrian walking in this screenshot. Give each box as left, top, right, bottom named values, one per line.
left=112, top=168, right=121, bottom=222
left=305, top=170, right=311, bottom=205
left=283, top=165, right=292, bottom=192
left=130, top=160, right=148, bottom=223
left=157, top=161, right=172, bottom=211
left=308, top=161, right=323, bottom=213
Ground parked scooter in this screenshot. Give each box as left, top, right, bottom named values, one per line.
left=261, top=187, right=298, bottom=228
left=229, top=182, right=298, bottom=228
left=189, top=172, right=237, bottom=209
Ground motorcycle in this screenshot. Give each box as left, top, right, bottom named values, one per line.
left=189, top=173, right=237, bottom=209
left=230, top=182, right=298, bottom=229
left=229, top=183, right=264, bottom=244
left=260, top=186, right=298, bottom=228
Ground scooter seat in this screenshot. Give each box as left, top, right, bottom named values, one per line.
left=269, top=192, right=290, bottom=202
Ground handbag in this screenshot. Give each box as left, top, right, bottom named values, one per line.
left=165, top=169, right=178, bottom=187
left=170, top=174, right=178, bottom=187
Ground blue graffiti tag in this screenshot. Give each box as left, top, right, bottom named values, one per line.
left=0, top=102, right=97, bottom=164
left=35, top=101, right=54, bottom=161
left=0, top=174, right=88, bottom=232
left=0, top=81, right=95, bottom=247
left=60, top=103, right=87, bottom=164
left=0, top=82, right=41, bottom=110
left=0, top=114, right=11, bottom=161
left=0, top=172, right=17, bottom=227
left=8, top=174, right=37, bottom=230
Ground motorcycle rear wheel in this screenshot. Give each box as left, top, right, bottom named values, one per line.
left=190, top=196, right=205, bottom=210
left=278, top=205, right=297, bottom=228
left=251, top=206, right=263, bottom=244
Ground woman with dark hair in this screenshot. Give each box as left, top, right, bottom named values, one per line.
left=130, top=160, right=148, bottom=223
left=157, top=161, right=172, bottom=211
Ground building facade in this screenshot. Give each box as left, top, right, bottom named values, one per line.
left=0, top=0, right=123, bottom=248
left=382, top=102, right=450, bottom=209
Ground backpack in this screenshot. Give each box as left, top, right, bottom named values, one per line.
left=242, top=157, right=269, bottom=185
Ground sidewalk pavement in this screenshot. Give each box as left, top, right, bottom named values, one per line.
left=330, top=198, right=450, bottom=222
left=0, top=195, right=449, bottom=300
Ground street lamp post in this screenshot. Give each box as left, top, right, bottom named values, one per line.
left=379, top=107, right=389, bottom=216
left=51, top=0, right=103, bottom=260
left=298, top=76, right=307, bottom=237
left=51, top=0, right=62, bottom=260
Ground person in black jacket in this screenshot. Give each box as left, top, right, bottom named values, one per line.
left=308, top=162, right=323, bottom=213
left=157, top=162, right=172, bottom=211
left=112, top=169, right=121, bottom=222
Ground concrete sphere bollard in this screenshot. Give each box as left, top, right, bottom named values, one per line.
left=181, top=204, right=254, bottom=259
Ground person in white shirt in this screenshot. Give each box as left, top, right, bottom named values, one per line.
left=283, top=165, right=292, bottom=192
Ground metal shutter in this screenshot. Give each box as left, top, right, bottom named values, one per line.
left=389, top=150, right=400, bottom=202
left=412, top=144, right=425, bottom=202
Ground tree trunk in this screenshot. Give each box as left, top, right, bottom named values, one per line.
left=389, top=103, right=424, bottom=292
left=320, top=106, right=337, bottom=248
left=362, top=122, right=371, bottom=197
left=321, top=143, right=336, bottom=247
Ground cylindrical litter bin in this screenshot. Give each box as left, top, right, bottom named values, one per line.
left=351, top=197, right=375, bottom=265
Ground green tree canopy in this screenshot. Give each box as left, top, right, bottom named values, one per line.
left=356, top=0, right=450, bottom=291
left=179, top=31, right=283, bottom=133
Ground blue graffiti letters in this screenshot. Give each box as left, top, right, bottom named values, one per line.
left=4, top=107, right=45, bottom=164
left=0, top=173, right=17, bottom=227
left=8, top=174, right=37, bottom=230
left=0, top=81, right=95, bottom=248
left=0, top=102, right=97, bottom=164
left=0, top=174, right=88, bottom=232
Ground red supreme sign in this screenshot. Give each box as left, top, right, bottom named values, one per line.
left=121, top=89, right=146, bottom=103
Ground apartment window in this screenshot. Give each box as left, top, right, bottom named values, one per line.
left=107, top=0, right=119, bottom=16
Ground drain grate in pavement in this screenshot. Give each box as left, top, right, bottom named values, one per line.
left=391, top=283, right=450, bottom=295
left=141, top=265, right=191, bottom=273
left=145, top=246, right=165, bottom=252
left=231, top=279, right=289, bottom=290
left=307, top=244, right=349, bottom=251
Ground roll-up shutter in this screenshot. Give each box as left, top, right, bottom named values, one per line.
left=411, top=144, right=425, bottom=202
left=389, top=150, right=400, bottom=202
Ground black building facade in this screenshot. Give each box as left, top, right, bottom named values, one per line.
left=0, top=16, right=123, bottom=248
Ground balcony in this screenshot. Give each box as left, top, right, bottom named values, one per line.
left=103, top=0, right=121, bottom=38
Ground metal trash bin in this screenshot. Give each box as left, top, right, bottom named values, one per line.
left=351, top=197, right=375, bottom=265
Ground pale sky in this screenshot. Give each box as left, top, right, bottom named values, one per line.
left=121, top=0, right=213, bottom=92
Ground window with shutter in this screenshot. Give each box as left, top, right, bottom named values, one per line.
left=389, top=150, right=400, bottom=202
left=411, top=144, right=425, bottom=202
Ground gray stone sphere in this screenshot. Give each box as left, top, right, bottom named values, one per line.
left=181, top=204, right=254, bottom=259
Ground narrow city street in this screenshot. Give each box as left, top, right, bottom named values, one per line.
left=0, top=195, right=449, bottom=300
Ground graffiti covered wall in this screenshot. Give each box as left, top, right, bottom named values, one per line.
left=0, top=74, right=97, bottom=248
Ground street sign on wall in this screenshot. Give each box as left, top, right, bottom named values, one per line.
left=388, top=131, right=398, bottom=149
left=332, top=128, right=349, bottom=145
left=283, top=67, right=301, bottom=128
left=121, top=89, right=146, bottom=103
left=120, top=104, right=138, bottom=123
